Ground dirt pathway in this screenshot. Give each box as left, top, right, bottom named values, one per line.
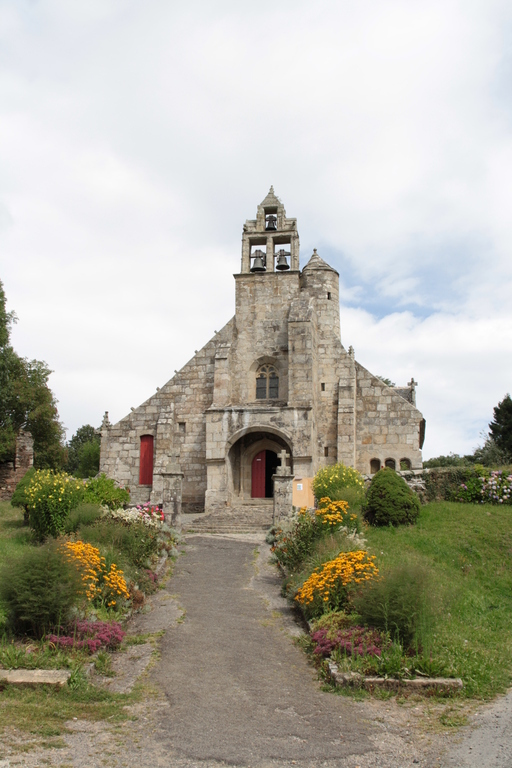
left=1, top=534, right=509, bottom=767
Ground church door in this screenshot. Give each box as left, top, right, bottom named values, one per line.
left=251, top=450, right=266, bottom=498
left=251, top=450, right=279, bottom=498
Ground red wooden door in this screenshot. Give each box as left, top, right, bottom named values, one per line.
left=251, top=450, right=266, bottom=498
left=139, top=435, right=154, bottom=485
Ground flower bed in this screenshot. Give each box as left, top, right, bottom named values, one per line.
left=46, top=620, right=125, bottom=653
left=106, top=503, right=165, bottom=528
left=295, top=550, right=379, bottom=617
left=453, top=469, right=512, bottom=504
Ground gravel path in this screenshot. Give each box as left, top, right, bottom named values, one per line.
left=1, top=534, right=510, bottom=767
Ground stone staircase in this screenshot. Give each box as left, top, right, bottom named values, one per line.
left=183, top=502, right=274, bottom=534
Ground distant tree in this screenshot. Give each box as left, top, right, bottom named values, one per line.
left=66, top=424, right=100, bottom=477
left=488, top=394, right=512, bottom=458
left=378, top=377, right=396, bottom=387
left=423, top=454, right=470, bottom=468
left=471, top=438, right=510, bottom=467
left=0, top=280, right=65, bottom=467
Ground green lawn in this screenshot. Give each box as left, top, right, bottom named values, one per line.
left=364, top=501, right=512, bottom=698
left=0, top=500, right=33, bottom=560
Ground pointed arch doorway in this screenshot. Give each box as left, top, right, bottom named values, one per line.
left=251, top=450, right=279, bottom=498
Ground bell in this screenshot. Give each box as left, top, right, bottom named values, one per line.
left=266, top=214, right=277, bottom=231
left=250, top=249, right=266, bottom=272
left=275, top=249, right=290, bottom=271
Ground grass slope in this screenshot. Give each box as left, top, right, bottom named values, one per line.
left=364, top=501, right=512, bottom=698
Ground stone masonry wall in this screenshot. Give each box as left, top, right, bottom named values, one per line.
left=100, top=318, right=235, bottom=511
left=0, top=431, right=34, bottom=501
left=355, top=362, right=423, bottom=473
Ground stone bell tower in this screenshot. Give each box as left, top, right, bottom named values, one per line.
left=240, top=186, right=300, bottom=273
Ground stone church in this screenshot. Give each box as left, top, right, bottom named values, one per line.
left=100, top=189, right=425, bottom=523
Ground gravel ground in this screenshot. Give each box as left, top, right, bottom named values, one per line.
left=1, top=534, right=510, bottom=768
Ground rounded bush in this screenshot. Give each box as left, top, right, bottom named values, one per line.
left=363, top=468, right=420, bottom=526
left=0, top=542, right=83, bottom=638
left=312, top=463, right=365, bottom=506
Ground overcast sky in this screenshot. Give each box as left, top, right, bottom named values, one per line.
left=1, top=0, right=511, bottom=459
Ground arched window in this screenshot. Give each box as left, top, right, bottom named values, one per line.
left=400, top=458, right=411, bottom=470
left=370, top=458, right=381, bottom=474
left=256, top=365, right=279, bottom=399
left=384, top=458, right=396, bottom=470
left=139, top=435, right=154, bottom=485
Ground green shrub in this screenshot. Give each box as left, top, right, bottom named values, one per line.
left=351, top=562, right=434, bottom=648
left=309, top=609, right=362, bottom=635
left=312, top=463, right=365, bottom=506
left=78, top=520, right=159, bottom=568
left=0, top=541, right=83, bottom=638
left=25, top=470, right=85, bottom=539
left=83, top=474, right=130, bottom=510
left=331, top=485, right=364, bottom=510
left=76, top=441, right=100, bottom=478
left=11, top=468, right=36, bottom=511
left=422, top=465, right=489, bottom=502
left=63, top=503, right=103, bottom=534
left=363, top=468, right=420, bottom=526
left=270, top=509, right=319, bottom=572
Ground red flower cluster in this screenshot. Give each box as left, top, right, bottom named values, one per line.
left=311, top=626, right=384, bottom=658
left=46, top=620, right=125, bottom=653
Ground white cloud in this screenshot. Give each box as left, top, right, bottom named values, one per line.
left=1, top=0, right=511, bottom=457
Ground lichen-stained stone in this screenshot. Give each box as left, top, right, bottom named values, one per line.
left=100, top=190, right=424, bottom=522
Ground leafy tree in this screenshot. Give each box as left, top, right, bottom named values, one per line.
left=66, top=424, right=100, bottom=477
left=378, top=376, right=396, bottom=387
left=488, top=394, right=512, bottom=458
left=0, top=280, right=65, bottom=467
left=423, top=453, right=470, bottom=468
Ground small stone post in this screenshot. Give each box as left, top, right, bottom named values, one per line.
left=151, top=460, right=183, bottom=528
left=273, top=449, right=294, bottom=524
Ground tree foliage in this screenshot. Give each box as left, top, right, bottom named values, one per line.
left=0, top=280, right=65, bottom=467
left=488, top=394, right=512, bottom=458
left=66, top=424, right=101, bottom=477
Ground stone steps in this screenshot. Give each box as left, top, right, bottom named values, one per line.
left=186, top=525, right=269, bottom=534
left=184, top=506, right=274, bottom=534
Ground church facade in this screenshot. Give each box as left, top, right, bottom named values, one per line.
left=99, top=189, right=425, bottom=518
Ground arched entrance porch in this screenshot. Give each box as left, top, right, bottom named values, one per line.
left=227, top=429, right=292, bottom=501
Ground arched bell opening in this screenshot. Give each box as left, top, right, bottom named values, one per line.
left=227, top=430, right=291, bottom=501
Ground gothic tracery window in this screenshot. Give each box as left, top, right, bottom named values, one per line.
left=256, top=365, right=279, bottom=399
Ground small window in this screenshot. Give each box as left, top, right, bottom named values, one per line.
left=370, top=458, right=381, bottom=474
left=324, top=447, right=329, bottom=457
left=178, top=422, right=186, bottom=433
left=327, top=292, right=331, bottom=300
left=255, top=365, right=279, bottom=399
left=321, top=382, right=325, bottom=391
left=385, top=458, right=396, bottom=470
left=400, top=458, right=411, bottom=470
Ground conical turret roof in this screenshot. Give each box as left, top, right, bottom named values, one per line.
left=303, top=249, right=339, bottom=274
